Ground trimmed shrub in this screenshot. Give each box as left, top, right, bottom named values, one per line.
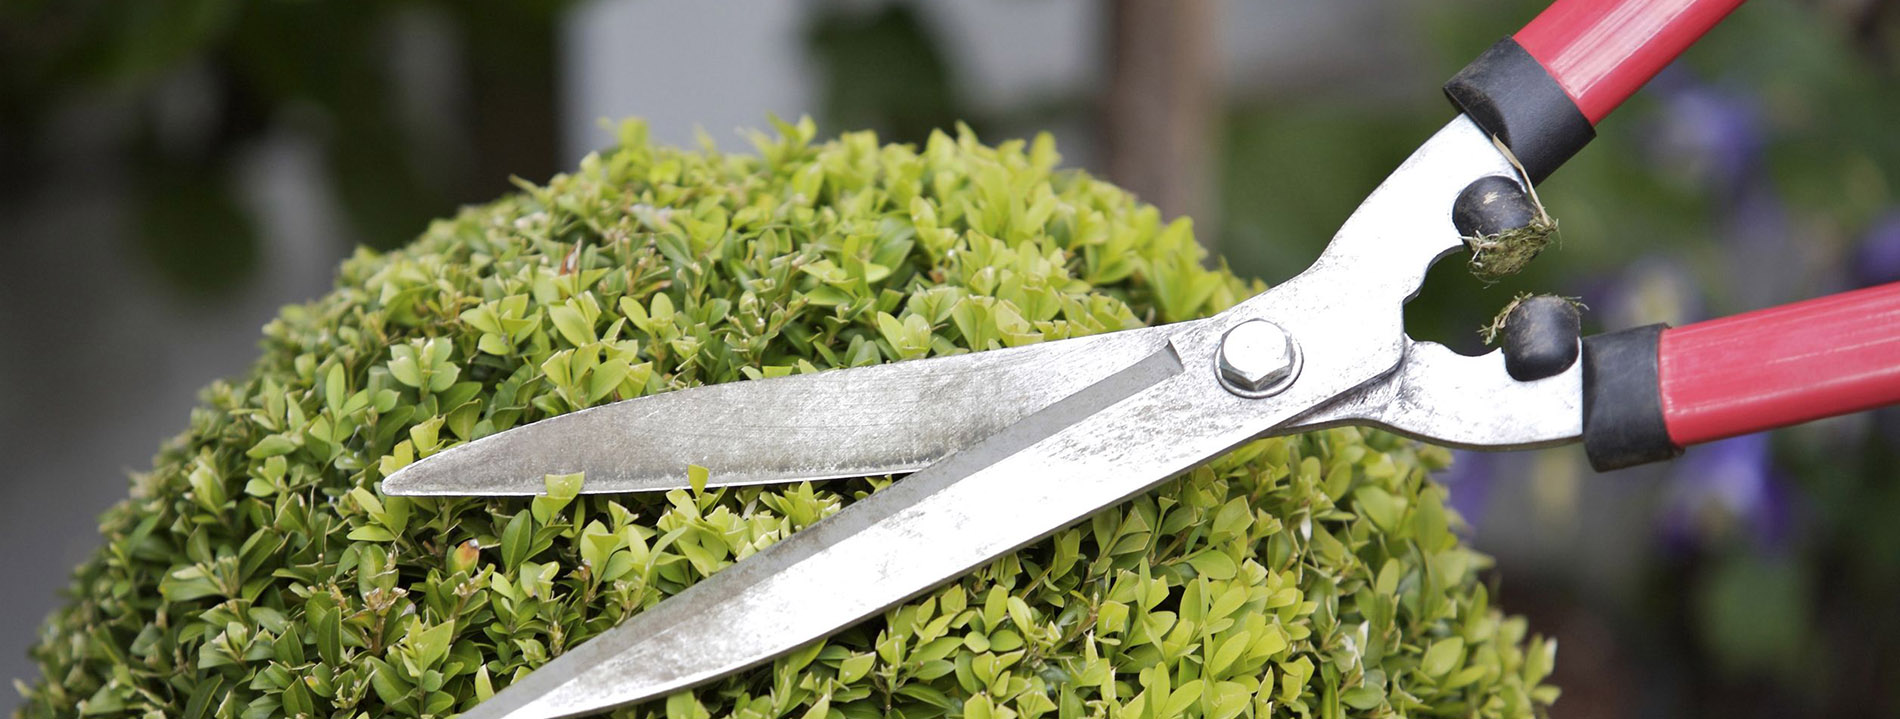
left=19, top=119, right=1557, bottom=719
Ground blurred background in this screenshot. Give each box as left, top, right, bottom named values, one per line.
left=4, top=0, right=1899, bottom=715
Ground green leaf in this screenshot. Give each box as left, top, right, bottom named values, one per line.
left=325, top=363, right=347, bottom=413
left=549, top=304, right=596, bottom=347
left=1186, top=550, right=1238, bottom=580
left=664, top=691, right=710, bottom=719
left=501, top=511, right=534, bottom=571
left=247, top=434, right=298, bottom=458
left=158, top=566, right=223, bottom=602
left=367, top=657, right=413, bottom=706
left=388, top=346, right=423, bottom=388
left=1353, top=486, right=1405, bottom=533
left=838, top=652, right=875, bottom=684
left=531, top=473, right=584, bottom=524
left=313, top=605, right=343, bottom=666
left=282, top=677, right=314, bottom=717
left=405, top=621, right=455, bottom=670
left=1340, top=686, right=1383, bottom=710
left=347, top=526, right=397, bottom=542
left=1422, top=637, right=1465, bottom=678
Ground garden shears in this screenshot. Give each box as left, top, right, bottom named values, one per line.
left=383, top=0, right=1900, bottom=716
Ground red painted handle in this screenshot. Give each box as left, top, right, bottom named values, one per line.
left=1660, top=283, right=1900, bottom=447
left=1516, top=0, right=1747, bottom=124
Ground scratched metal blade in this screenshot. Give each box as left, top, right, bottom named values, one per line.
left=1284, top=339, right=1583, bottom=450
left=381, top=324, right=1180, bottom=495
left=457, top=322, right=1300, bottom=719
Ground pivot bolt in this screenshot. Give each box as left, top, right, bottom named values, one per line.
left=1217, top=319, right=1300, bottom=397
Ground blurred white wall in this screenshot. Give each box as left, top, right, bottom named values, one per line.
left=559, top=0, right=1410, bottom=160
left=561, top=1, right=817, bottom=157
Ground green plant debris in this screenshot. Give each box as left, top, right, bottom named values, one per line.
left=18, top=118, right=1558, bottom=719
left=1465, top=218, right=1558, bottom=284
left=1465, top=138, right=1559, bottom=284
left=1479, top=293, right=1588, bottom=346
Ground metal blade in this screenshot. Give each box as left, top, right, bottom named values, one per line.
left=460, top=320, right=1320, bottom=719
left=381, top=324, right=1181, bottom=495
left=1284, top=339, right=1583, bottom=450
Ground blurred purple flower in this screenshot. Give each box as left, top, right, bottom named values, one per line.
left=1442, top=449, right=1497, bottom=531
left=1659, top=432, right=1793, bottom=553
left=1648, top=75, right=1764, bottom=197
left=1853, top=211, right=1900, bottom=288
left=1593, top=257, right=1704, bottom=328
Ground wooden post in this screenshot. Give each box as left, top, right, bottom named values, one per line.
left=1104, top=0, right=1221, bottom=253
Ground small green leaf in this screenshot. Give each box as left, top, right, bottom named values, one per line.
left=1422, top=636, right=1465, bottom=678
left=282, top=677, right=314, bottom=717
left=531, top=473, right=584, bottom=523
left=324, top=363, right=347, bottom=413
left=1186, top=550, right=1238, bottom=580
left=346, top=526, right=396, bottom=542
left=313, top=605, right=343, bottom=665
left=247, top=435, right=298, bottom=458
left=501, top=511, right=534, bottom=571
left=838, top=652, right=875, bottom=684
left=405, top=621, right=455, bottom=670
left=664, top=690, right=709, bottom=719
left=1341, top=686, right=1383, bottom=710
left=1354, top=486, right=1405, bottom=532
left=549, top=304, right=596, bottom=347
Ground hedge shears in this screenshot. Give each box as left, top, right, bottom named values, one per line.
left=384, top=1, right=1900, bottom=716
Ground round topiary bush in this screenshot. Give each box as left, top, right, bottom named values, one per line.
left=18, top=119, right=1558, bottom=719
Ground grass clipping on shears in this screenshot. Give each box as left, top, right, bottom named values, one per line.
left=1478, top=292, right=1588, bottom=346
left=19, top=119, right=1559, bottom=719
left=1465, top=137, right=1560, bottom=283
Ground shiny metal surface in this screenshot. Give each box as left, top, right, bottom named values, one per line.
left=1286, top=339, right=1583, bottom=450
left=380, top=324, right=1181, bottom=495
left=452, top=115, right=1542, bottom=718
left=1217, top=318, right=1300, bottom=396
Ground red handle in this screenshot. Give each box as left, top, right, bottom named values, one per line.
left=1443, top=0, right=1743, bottom=183
left=1516, top=0, right=1747, bottom=124
left=1661, top=283, right=1900, bottom=447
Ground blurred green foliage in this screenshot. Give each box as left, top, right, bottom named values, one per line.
left=806, top=4, right=961, bottom=147
left=1, top=0, right=570, bottom=295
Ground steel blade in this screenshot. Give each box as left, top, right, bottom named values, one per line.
left=459, top=331, right=1266, bottom=718
left=1284, top=339, right=1583, bottom=450
left=381, top=324, right=1182, bottom=495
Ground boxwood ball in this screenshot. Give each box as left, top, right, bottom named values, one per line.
left=19, top=120, right=1558, bottom=719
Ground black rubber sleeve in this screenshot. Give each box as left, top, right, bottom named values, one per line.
left=1452, top=175, right=1538, bottom=239
left=1444, top=38, right=1596, bottom=184
left=1502, top=296, right=1581, bottom=382
left=1581, top=324, right=1682, bottom=471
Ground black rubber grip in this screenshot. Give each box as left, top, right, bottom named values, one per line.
left=1581, top=324, right=1681, bottom=471
left=1444, top=38, right=1596, bottom=184
left=1503, top=296, right=1581, bottom=381
left=1453, top=175, right=1538, bottom=240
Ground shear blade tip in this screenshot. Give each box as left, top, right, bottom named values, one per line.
left=377, top=463, right=445, bottom=497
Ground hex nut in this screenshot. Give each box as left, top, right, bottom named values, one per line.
left=1218, top=319, right=1300, bottom=397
